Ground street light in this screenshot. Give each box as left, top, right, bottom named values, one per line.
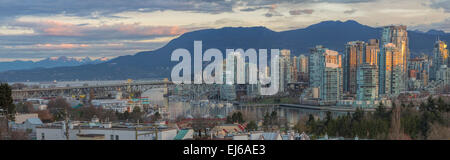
left=0, top=108, right=14, bottom=137
left=52, top=108, right=70, bottom=140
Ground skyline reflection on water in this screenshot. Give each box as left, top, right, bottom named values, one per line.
left=143, top=88, right=349, bottom=125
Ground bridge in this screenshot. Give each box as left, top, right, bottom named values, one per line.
left=12, top=80, right=174, bottom=101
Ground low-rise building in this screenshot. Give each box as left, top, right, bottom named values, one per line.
left=36, top=122, right=178, bottom=140
left=26, top=99, right=48, bottom=111
left=91, top=99, right=128, bottom=113
left=14, top=113, right=39, bottom=124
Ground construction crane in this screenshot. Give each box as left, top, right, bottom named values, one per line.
left=126, top=79, right=134, bottom=99
left=126, top=79, right=134, bottom=112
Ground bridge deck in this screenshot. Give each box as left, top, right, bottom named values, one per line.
left=12, top=81, right=173, bottom=92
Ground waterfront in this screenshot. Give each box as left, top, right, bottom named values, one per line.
left=143, top=88, right=349, bottom=126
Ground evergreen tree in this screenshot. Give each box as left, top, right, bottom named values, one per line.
left=270, top=111, right=278, bottom=125
left=0, top=83, right=15, bottom=121
left=246, top=121, right=258, bottom=131
left=263, top=112, right=271, bottom=130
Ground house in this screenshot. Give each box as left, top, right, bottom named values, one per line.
left=173, top=129, right=194, bottom=140
left=211, top=124, right=245, bottom=137
left=23, top=118, right=43, bottom=133
left=26, top=99, right=48, bottom=111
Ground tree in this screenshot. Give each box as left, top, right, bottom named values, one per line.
left=153, top=112, right=161, bottom=121
left=16, top=102, right=34, bottom=113
left=401, top=108, right=421, bottom=139
left=325, top=111, right=332, bottom=126
left=236, top=112, right=244, bottom=124
left=294, top=116, right=309, bottom=133
left=130, top=107, right=144, bottom=123
left=270, top=111, right=278, bottom=125
left=306, top=114, right=316, bottom=134
left=375, top=102, right=388, bottom=120
left=352, top=107, right=364, bottom=122
left=0, top=83, right=15, bottom=121
left=231, top=112, right=238, bottom=123
left=388, top=104, right=408, bottom=140
left=262, top=112, right=271, bottom=130
left=246, top=121, right=258, bottom=131
left=102, top=110, right=118, bottom=122
left=37, top=110, right=53, bottom=123
left=47, top=97, right=70, bottom=110
left=124, top=111, right=130, bottom=121
left=47, top=97, right=71, bottom=121
left=229, top=112, right=245, bottom=124
left=420, top=111, right=431, bottom=139
left=407, top=102, right=414, bottom=108
left=437, top=97, right=448, bottom=112
left=226, top=115, right=233, bottom=124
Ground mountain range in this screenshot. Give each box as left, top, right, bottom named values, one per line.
left=0, top=20, right=449, bottom=82
left=0, top=56, right=109, bottom=72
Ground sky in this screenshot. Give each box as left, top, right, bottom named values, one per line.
left=0, top=0, right=449, bottom=62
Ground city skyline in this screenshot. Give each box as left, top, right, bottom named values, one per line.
left=0, top=0, right=449, bottom=61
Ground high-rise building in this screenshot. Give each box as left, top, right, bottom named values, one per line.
left=365, top=39, right=380, bottom=66
left=436, top=65, right=450, bottom=86
left=292, top=56, right=298, bottom=82
left=279, top=49, right=292, bottom=92
left=245, top=62, right=260, bottom=97
left=356, top=64, right=379, bottom=101
left=408, top=55, right=430, bottom=90
left=225, top=51, right=245, bottom=84
left=344, top=41, right=365, bottom=94
left=309, top=46, right=343, bottom=103
left=431, top=40, right=449, bottom=81
left=408, top=55, right=430, bottom=80
left=297, top=54, right=309, bottom=82
left=222, top=51, right=246, bottom=100
left=379, top=25, right=409, bottom=96
left=380, top=43, right=407, bottom=96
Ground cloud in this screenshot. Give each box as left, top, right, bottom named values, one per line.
left=240, top=6, right=272, bottom=12
left=344, top=9, right=357, bottom=14
left=264, top=4, right=283, bottom=17
left=0, top=0, right=442, bottom=61
left=429, top=0, right=450, bottom=12
left=11, top=20, right=189, bottom=39
left=0, top=19, right=190, bottom=59
left=0, top=0, right=380, bottom=19
left=0, top=0, right=236, bottom=19
left=38, top=20, right=83, bottom=36
left=243, top=0, right=376, bottom=6
left=289, top=9, right=315, bottom=15
left=35, top=43, right=90, bottom=49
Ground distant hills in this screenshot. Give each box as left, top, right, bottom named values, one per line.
left=0, top=56, right=109, bottom=72
left=1, top=20, right=449, bottom=82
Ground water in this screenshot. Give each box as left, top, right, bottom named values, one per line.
left=143, top=88, right=349, bottom=125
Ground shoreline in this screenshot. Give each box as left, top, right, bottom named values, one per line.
left=238, top=103, right=376, bottom=112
